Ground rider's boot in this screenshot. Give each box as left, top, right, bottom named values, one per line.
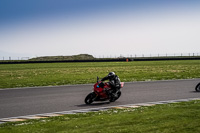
left=111, top=90, right=118, bottom=98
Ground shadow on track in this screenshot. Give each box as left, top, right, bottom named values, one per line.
left=76, top=101, right=110, bottom=107
left=190, top=91, right=200, bottom=93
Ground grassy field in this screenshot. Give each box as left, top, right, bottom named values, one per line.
left=0, top=100, right=200, bottom=133
left=0, top=60, right=200, bottom=88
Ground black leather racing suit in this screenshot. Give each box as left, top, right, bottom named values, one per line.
left=101, top=75, right=121, bottom=94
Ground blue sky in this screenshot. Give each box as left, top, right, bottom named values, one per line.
left=0, top=0, right=200, bottom=59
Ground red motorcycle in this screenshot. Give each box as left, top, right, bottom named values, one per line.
left=85, top=77, right=124, bottom=104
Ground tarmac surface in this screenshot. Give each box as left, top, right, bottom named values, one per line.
left=0, top=79, right=200, bottom=119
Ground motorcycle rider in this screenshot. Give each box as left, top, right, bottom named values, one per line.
left=101, top=72, right=121, bottom=98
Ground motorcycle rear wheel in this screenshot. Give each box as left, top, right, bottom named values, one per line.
left=85, top=92, right=96, bottom=104
left=195, top=83, right=200, bottom=92
left=109, top=91, right=121, bottom=102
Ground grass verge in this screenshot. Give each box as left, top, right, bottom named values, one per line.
left=0, top=100, right=200, bottom=133
left=0, top=60, right=200, bottom=88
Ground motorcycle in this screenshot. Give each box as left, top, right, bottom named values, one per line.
left=195, top=82, right=200, bottom=92
left=85, top=77, right=124, bottom=104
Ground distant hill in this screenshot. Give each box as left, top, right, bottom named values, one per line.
left=29, top=54, right=95, bottom=61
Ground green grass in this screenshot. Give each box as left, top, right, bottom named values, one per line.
left=1, top=100, right=200, bottom=133
left=0, top=60, right=200, bottom=88
left=29, top=54, right=95, bottom=61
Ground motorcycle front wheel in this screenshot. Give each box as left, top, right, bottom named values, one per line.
left=195, top=83, right=200, bottom=92
left=85, top=92, right=96, bottom=104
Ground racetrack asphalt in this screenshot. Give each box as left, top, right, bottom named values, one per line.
left=0, top=79, right=200, bottom=119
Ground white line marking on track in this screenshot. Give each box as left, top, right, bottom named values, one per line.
left=0, top=97, right=200, bottom=124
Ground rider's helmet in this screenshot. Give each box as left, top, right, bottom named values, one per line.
left=108, top=72, right=115, bottom=79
